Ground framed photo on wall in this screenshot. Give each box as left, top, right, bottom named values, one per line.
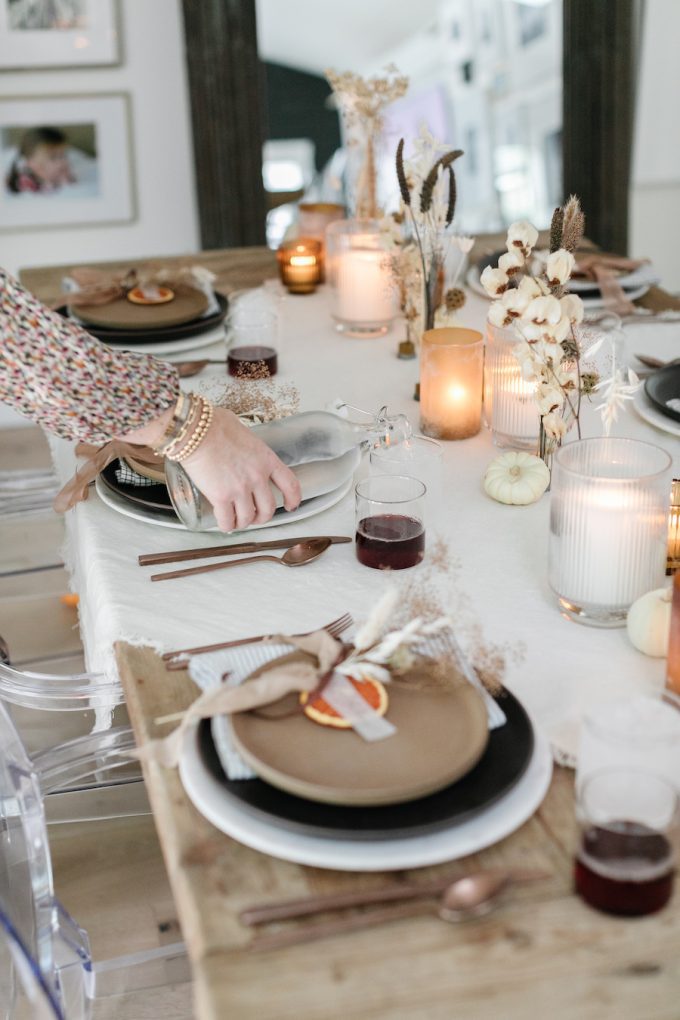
left=0, top=93, right=135, bottom=231
left=0, top=0, right=119, bottom=69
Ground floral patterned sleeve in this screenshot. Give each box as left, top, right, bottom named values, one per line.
left=0, top=268, right=179, bottom=443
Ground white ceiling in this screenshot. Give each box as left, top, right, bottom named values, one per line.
left=255, top=0, right=443, bottom=76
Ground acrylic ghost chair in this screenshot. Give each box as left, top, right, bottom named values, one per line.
left=0, top=907, right=63, bottom=1020
left=0, top=698, right=189, bottom=1020
left=0, top=597, right=150, bottom=823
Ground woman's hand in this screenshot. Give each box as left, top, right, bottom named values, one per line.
left=180, top=406, right=301, bottom=532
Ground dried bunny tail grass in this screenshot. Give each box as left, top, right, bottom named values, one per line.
left=419, top=149, right=464, bottom=214
left=396, top=138, right=411, bottom=207
left=445, top=165, right=457, bottom=227
left=549, top=206, right=564, bottom=253
left=561, top=194, right=585, bottom=253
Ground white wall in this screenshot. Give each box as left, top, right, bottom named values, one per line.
left=0, top=0, right=199, bottom=277
left=0, top=0, right=199, bottom=428
left=630, top=0, right=680, bottom=292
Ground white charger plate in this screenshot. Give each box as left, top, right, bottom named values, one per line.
left=94, top=474, right=353, bottom=533
left=179, top=720, right=552, bottom=871
left=102, top=324, right=227, bottom=356
left=633, top=386, right=680, bottom=438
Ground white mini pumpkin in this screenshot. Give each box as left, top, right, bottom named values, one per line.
left=626, top=587, right=673, bottom=657
left=483, top=451, right=550, bottom=506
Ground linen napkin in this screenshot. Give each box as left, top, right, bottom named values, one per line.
left=189, top=630, right=507, bottom=781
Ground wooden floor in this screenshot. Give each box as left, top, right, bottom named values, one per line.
left=0, top=425, right=193, bottom=1017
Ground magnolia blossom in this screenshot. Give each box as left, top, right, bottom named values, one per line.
left=542, top=411, right=568, bottom=440
left=560, top=293, right=584, bottom=324
left=545, top=249, right=576, bottom=286
left=480, top=265, right=509, bottom=297
left=498, top=250, right=525, bottom=276
left=506, top=220, right=538, bottom=257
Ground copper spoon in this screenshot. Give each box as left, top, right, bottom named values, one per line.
left=175, top=359, right=227, bottom=378
left=247, top=870, right=545, bottom=952
left=150, top=537, right=332, bottom=582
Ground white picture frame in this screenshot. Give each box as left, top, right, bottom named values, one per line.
left=0, top=93, right=134, bottom=231
left=0, top=0, right=119, bottom=70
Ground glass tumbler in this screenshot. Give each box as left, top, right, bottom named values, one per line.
left=370, top=436, right=443, bottom=528
left=355, top=475, right=426, bottom=570
left=577, top=691, right=680, bottom=794
left=548, top=437, right=672, bottom=626
left=226, top=293, right=278, bottom=378
left=575, top=767, right=678, bottom=916
left=483, top=322, right=540, bottom=450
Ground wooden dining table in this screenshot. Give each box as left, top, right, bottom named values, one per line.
left=21, top=249, right=680, bottom=1020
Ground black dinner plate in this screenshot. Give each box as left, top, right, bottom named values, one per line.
left=199, top=689, right=534, bottom=841
left=99, top=459, right=177, bottom=516
left=644, top=365, right=680, bottom=424
left=56, top=292, right=228, bottom=345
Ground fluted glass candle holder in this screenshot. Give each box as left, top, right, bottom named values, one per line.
left=326, top=219, right=397, bottom=337
left=549, top=438, right=672, bottom=627
left=420, top=327, right=483, bottom=440
left=483, top=322, right=540, bottom=450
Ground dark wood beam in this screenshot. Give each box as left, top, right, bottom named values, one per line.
left=563, top=0, right=636, bottom=253
left=181, top=0, right=267, bottom=249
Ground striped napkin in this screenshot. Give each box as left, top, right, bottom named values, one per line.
left=189, top=628, right=507, bottom=781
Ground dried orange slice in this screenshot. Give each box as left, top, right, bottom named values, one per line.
left=127, top=286, right=175, bottom=305
left=300, top=674, right=388, bottom=729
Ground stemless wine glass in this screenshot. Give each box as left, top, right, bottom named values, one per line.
left=575, top=766, right=679, bottom=916
left=355, top=476, right=426, bottom=570
left=226, top=292, right=278, bottom=378
left=369, top=436, right=443, bottom=527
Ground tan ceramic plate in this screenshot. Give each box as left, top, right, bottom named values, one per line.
left=228, top=659, right=489, bottom=807
left=73, top=287, right=209, bottom=330
left=123, top=454, right=166, bottom=483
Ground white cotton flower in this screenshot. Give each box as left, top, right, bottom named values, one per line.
left=546, top=249, right=576, bottom=286
left=498, top=251, right=525, bottom=276
left=524, top=295, right=563, bottom=326
left=560, top=293, right=584, bottom=324
left=454, top=235, right=474, bottom=253
left=552, top=315, right=572, bottom=343
left=536, top=383, right=564, bottom=415
left=542, top=412, right=568, bottom=439
left=480, top=266, right=509, bottom=297
left=488, top=300, right=512, bottom=328
left=506, top=220, right=539, bottom=256
left=516, top=275, right=548, bottom=302
left=512, top=341, right=540, bottom=381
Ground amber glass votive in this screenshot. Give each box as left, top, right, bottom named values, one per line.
left=420, top=327, right=483, bottom=440
left=277, top=238, right=322, bottom=294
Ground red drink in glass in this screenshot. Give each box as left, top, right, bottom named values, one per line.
left=574, top=821, right=674, bottom=916
left=227, top=345, right=278, bottom=378
left=356, top=514, right=425, bottom=570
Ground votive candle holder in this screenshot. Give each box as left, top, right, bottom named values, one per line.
left=420, top=327, right=483, bottom=440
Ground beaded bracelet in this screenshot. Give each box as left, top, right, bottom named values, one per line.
left=154, top=392, right=199, bottom=458
left=167, top=398, right=214, bottom=462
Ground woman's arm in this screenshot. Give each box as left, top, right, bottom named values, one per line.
left=0, top=268, right=179, bottom=441
left=0, top=268, right=300, bottom=530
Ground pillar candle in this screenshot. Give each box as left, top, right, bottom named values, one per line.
left=667, top=572, right=680, bottom=695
